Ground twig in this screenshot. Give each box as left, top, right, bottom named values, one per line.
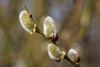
left=34, top=26, right=81, bottom=67
left=24, top=5, right=81, bottom=67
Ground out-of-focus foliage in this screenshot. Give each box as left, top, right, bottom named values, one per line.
left=0, top=0, right=100, bottom=67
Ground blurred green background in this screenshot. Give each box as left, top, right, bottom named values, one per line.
left=0, top=0, right=100, bottom=67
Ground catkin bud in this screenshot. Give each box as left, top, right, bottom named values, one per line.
left=43, top=16, right=58, bottom=41
left=47, top=43, right=65, bottom=62
left=67, top=48, right=80, bottom=62
left=19, top=10, right=36, bottom=34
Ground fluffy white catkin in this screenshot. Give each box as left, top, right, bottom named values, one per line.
left=19, top=10, right=36, bottom=34
left=67, top=48, right=79, bottom=62
left=47, top=43, right=65, bottom=61
left=43, top=16, right=57, bottom=38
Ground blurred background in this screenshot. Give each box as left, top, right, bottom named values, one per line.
left=0, top=0, right=100, bottom=67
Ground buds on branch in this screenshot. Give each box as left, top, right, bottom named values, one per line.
left=47, top=43, right=65, bottom=62
left=43, top=16, right=58, bottom=41
left=67, top=48, right=80, bottom=63
left=19, top=10, right=37, bottom=34
left=19, top=9, right=80, bottom=67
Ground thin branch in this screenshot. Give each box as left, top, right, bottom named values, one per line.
left=34, top=25, right=81, bottom=67
left=24, top=5, right=81, bottom=67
